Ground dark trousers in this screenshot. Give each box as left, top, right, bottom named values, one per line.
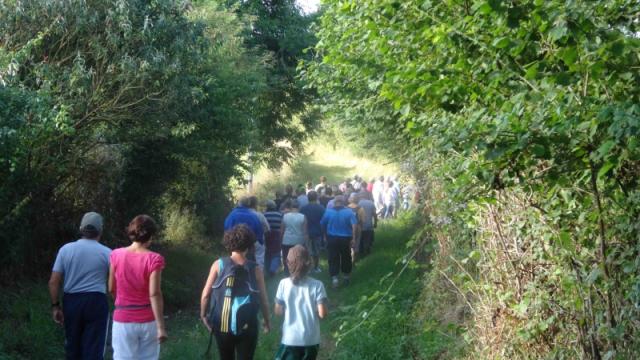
left=327, top=236, right=352, bottom=277
left=62, top=292, right=109, bottom=360
left=360, top=230, right=374, bottom=256
left=214, top=328, right=258, bottom=360
left=276, top=344, right=319, bottom=360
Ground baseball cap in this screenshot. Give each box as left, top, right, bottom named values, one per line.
left=80, top=212, right=103, bottom=234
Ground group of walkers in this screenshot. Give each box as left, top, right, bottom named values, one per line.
left=47, top=174, right=406, bottom=360
left=264, top=174, right=405, bottom=288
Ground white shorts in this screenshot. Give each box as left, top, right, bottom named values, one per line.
left=255, top=241, right=265, bottom=268
left=112, top=320, right=159, bottom=360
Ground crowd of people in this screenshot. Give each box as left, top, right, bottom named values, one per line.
left=47, top=174, right=413, bottom=360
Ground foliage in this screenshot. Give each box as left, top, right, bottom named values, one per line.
left=0, top=283, right=65, bottom=359
left=307, top=0, right=640, bottom=358
left=248, top=137, right=397, bottom=202
left=223, top=0, right=320, bottom=166
left=0, top=0, right=315, bottom=276
left=162, top=205, right=207, bottom=247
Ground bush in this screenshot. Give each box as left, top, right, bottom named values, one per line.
left=162, top=206, right=208, bottom=248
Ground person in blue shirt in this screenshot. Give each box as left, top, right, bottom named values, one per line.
left=224, top=196, right=264, bottom=268
left=300, top=191, right=325, bottom=273
left=224, top=196, right=264, bottom=246
left=320, top=195, right=357, bottom=288
left=48, top=212, right=112, bottom=360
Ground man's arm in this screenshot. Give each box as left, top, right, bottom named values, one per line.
left=48, top=272, right=64, bottom=324
left=350, top=211, right=358, bottom=246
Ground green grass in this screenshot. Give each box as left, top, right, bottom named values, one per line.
left=0, top=281, right=65, bottom=360
left=161, top=244, right=217, bottom=312
left=317, top=215, right=424, bottom=359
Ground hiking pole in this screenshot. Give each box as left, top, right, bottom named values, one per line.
left=104, top=311, right=112, bottom=358
left=203, top=327, right=215, bottom=359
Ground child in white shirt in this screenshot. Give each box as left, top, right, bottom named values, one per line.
left=275, top=245, right=328, bottom=360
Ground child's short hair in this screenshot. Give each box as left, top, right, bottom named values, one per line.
left=222, top=224, right=256, bottom=252
left=287, top=245, right=312, bottom=285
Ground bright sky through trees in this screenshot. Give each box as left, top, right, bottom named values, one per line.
left=296, top=0, right=319, bottom=14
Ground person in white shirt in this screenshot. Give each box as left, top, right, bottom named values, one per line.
left=280, top=200, right=308, bottom=275
left=383, top=180, right=398, bottom=218
left=372, top=176, right=385, bottom=216
left=314, top=176, right=328, bottom=195
left=274, top=245, right=328, bottom=360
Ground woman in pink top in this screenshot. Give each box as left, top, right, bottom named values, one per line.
left=109, top=215, right=167, bottom=360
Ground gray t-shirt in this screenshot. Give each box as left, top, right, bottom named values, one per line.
left=275, top=277, right=327, bottom=346
left=358, top=199, right=377, bottom=230
left=251, top=209, right=271, bottom=243
left=52, top=239, right=112, bottom=294
left=282, top=212, right=306, bottom=246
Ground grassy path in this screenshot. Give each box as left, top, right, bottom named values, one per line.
left=161, top=140, right=424, bottom=359
left=160, top=214, right=423, bottom=359
left=0, top=139, right=432, bottom=359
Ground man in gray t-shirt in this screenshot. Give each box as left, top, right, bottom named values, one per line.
left=48, top=212, right=112, bottom=360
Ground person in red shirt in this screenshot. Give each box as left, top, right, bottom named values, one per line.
left=366, top=178, right=375, bottom=193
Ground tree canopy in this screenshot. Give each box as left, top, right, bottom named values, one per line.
left=0, top=0, right=316, bottom=275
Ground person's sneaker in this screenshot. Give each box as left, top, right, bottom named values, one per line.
left=314, top=267, right=322, bottom=273
left=342, top=276, right=350, bottom=286
left=332, top=276, right=340, bottom=288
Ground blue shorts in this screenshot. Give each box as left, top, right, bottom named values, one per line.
left=269, top=256, right=282, bottom=274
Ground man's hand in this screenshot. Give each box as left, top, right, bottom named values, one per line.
left=52, top=307, right=64, bottom=325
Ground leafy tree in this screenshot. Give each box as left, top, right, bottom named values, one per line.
left=0, top=0, right=315, bottom=276
left=223, top=0, right=319, bottom=164
left=307, top=0, right=640, bottom=357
